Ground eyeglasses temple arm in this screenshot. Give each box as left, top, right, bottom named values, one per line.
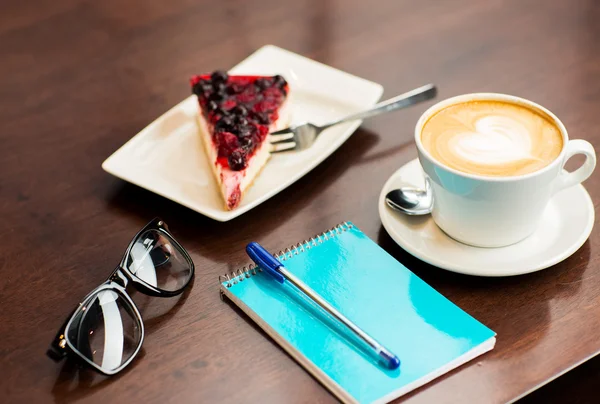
left=46, top=307, right=77, bottom=361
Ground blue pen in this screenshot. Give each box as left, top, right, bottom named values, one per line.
left=246, top=242, right=401, bottom=370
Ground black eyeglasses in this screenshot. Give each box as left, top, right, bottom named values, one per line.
left=47, top=218, right=194, bottom=375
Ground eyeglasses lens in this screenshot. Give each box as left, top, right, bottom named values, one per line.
left=66, top=289, right=142, bottom=372
left=127, top=229, right=192, bottom=292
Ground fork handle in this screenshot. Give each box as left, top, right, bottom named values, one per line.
left=319, top=84, right=437, bottom=131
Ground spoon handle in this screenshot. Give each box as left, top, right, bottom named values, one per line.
left=319, top=84, right=437, bottom=131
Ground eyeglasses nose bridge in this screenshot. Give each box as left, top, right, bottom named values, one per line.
left=109, top=267, right=130, bottom=288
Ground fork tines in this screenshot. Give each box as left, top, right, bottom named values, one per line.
left=269, top=131, right=295, bottom=144
left=268, top=130, right=296, bottom=153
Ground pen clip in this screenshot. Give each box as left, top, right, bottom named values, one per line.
left=246, top=242, right=285, bottom=283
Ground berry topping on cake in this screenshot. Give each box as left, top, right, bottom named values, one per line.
left=191, top=71, right=291, bottom=210
left=215, top=131, right=240, bottom=157
left=211, top=70, right=229, bottom=83
left=228, top=148, right=248, bottom=171
left=232, top=105, right=248, bottom=116
left=191, top=71, right=288, bottom=171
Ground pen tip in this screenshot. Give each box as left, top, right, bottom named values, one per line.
left=388, top=356, right=401, bottom=370
left=379, top=351, right=401, bottom=370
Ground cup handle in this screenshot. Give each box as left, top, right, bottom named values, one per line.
left=553, top=139, right=596, bottom=195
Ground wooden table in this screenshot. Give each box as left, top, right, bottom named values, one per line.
left=2, top=0, right=599, bottom=403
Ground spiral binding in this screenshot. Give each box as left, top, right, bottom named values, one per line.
left=218, top=221, right=354, bottom=288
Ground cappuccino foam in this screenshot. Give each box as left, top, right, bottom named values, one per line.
left=421, top=100, right=563, bottom=177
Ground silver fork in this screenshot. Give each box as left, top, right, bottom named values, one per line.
left=269, top=83, right=437, bottom=152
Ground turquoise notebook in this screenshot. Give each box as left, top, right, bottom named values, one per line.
left=220, top=222, right=495, bottom=404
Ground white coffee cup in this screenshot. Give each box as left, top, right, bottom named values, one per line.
left=415, top=93, right=596, bottom=248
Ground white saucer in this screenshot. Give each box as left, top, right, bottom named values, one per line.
left=378, top=159, right=595, bottom=277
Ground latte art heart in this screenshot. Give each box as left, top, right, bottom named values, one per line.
left=452, top=115, right=538, bottom=165
left=421, top=100, right=563, bottom=177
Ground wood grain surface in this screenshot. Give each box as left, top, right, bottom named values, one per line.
left=1, top=0, right=599, bottom=403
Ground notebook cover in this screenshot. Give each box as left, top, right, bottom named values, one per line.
left=220, top=222, right=496, bottom=404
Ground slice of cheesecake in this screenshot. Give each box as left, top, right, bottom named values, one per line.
left=191, top=71, right=291, bottom=210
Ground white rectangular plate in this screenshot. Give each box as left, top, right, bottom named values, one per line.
left=102, top=45, right=383, bottom=221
